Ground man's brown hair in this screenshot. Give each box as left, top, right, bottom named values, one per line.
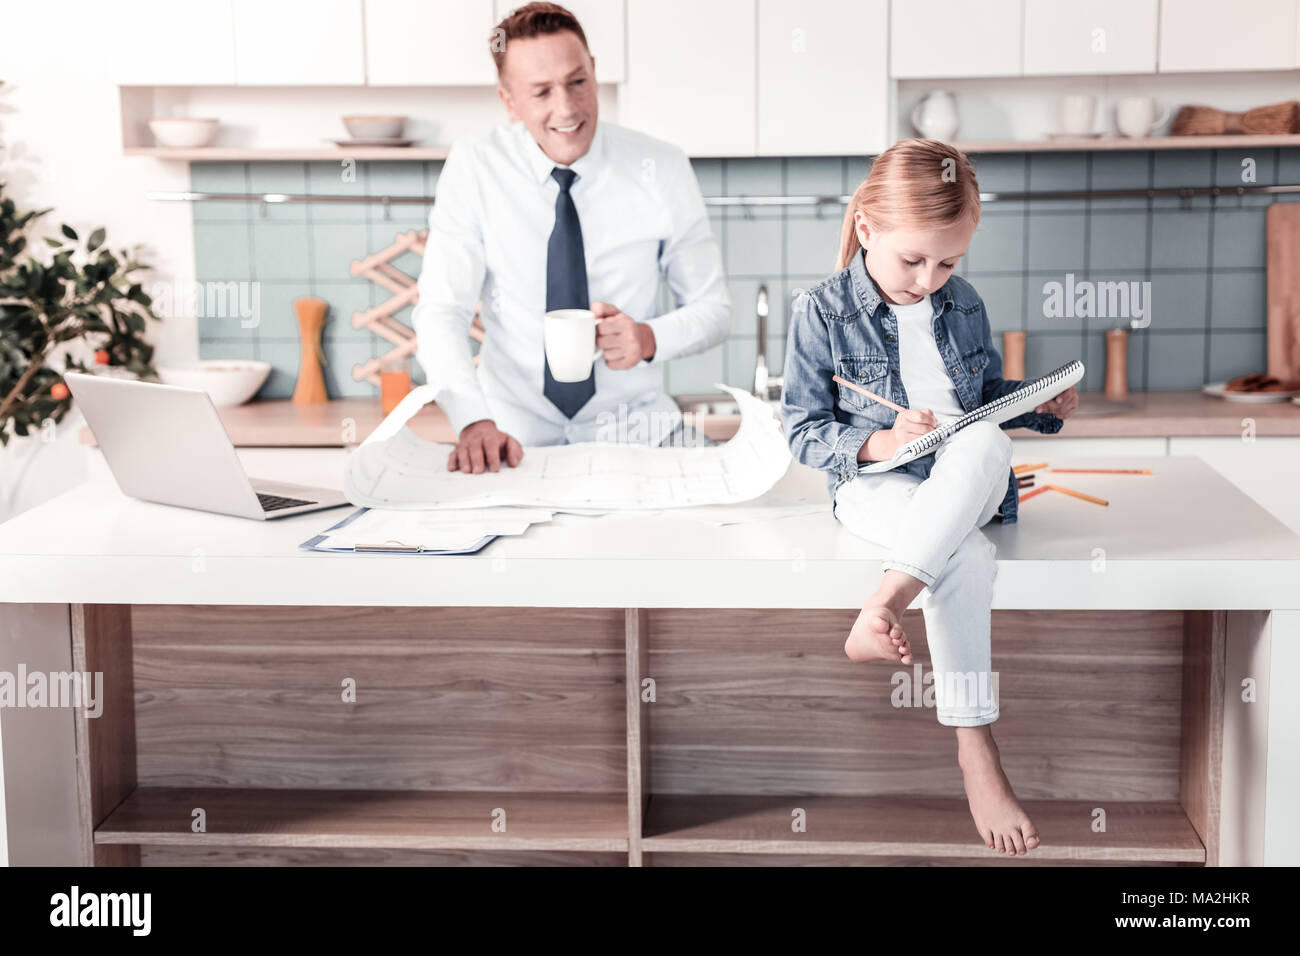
left=490, top=2, right=590, bottom=76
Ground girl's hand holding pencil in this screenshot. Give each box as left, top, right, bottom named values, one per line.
left=834, top=375, right=940, bottom=463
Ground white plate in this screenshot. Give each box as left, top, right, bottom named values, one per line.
left=1203, top=382, right=1300, bottom=402
left=326, top=137, right=419, bottom=148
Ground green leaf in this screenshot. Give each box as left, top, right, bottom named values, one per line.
left=60, top=223, right=77, bottom=241
left=87, top=228, right=105, bottom=252
left=43, top=236, right=62, bottom=248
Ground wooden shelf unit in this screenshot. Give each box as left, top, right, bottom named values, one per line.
left=72, top=604, right=1225, bottom=867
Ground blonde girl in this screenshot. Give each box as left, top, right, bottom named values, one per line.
left=780, top=139, right=1078, bottom=856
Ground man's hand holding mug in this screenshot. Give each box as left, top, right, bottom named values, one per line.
left=447, top=302, right=656, bottom=472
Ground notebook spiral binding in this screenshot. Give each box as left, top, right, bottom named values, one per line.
left=901, top=359, right=1085, bottom=456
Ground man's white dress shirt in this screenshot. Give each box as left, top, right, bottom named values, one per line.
left=412, top=120, right=731, bottom=446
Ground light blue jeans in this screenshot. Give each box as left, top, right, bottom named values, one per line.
left=832, top=421, right=1013, bottom=727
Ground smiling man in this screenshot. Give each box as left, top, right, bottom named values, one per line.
left=413, top=2, right=731, bottom=474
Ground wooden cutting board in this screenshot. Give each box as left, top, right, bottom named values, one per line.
left=1266, top=203, right=1300, bottom=382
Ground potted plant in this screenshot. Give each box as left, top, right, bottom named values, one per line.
left=0, top=157, right=163, bottom=522
left=0, top=180, right=161, bottom=448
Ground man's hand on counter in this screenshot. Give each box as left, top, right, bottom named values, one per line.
left=592, top=301, right=655, bottom=368
left=448, top=419, right=524, bottom=473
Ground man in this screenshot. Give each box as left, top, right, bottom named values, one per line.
left=412, top=2, right=731, bottom=475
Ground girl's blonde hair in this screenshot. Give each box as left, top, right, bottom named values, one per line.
left=835, top=138, right=982, bottom=271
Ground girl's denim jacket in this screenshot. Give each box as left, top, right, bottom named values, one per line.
left=780, top=249, right=1063, bottom=525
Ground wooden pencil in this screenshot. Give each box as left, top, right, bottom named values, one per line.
left=1048, top=468, right=1153, bottom=475
left=1019, top=486, right=1050, bottom=501
left=1046, top=483, right=1109, bottom=506
left=831, top=375, right=907, bottom=413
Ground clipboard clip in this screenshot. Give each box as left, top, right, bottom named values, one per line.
left=354, top=539, right=424, bottom=553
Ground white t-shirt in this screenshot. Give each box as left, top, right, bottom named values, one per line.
left=889, top=294, right=965, bottom=422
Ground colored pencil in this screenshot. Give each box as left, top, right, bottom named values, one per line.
left=831, top=375, right=907, bottom=413
left=1048, top=468, right=1153, bottom=475
left=1019, top=486, right=1050, bottom=501
left=1046, top=483, right=1109, bottom=506
left=1013, top=461, right=1048, bottom=475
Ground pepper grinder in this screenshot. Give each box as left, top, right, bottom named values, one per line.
left=1001, top=331, right=1026, bottom=380
left=292, top=296, right=329, bottom=404
left=1104, top=328, right=1130, bottom=401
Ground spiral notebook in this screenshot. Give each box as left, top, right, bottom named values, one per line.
left=858, top=359, right=1084, bottom=474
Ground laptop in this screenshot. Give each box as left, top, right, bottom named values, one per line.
left=65, top=372, right=351, bottom=520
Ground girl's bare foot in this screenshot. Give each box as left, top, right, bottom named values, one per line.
left=957, top=726, right=1040, bottom=855
left=845, top=601, right=912, bottom=664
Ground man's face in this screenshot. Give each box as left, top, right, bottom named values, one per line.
left=497, top=30, right=598, bottom=166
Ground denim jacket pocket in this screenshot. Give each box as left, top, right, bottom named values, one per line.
left=834, top=353, right=891, bottom=415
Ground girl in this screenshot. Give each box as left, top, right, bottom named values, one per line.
left=780, top=139, right=1078, bottom=857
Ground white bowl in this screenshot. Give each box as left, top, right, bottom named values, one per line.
left=342, top=115, right=406, bottom=139
left=157, top=360, right=271, bottom=407
left=149, top=118, right=220, bottom=148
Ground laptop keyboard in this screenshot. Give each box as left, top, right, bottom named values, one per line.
left=257, top=492, right=316, bottom=512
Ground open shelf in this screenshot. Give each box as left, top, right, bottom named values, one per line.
left=640, top=794, right=1205, bottom=863
left=125, top=146, right=450, bottom=161
left=67, top=604, right=1226, bottom=866
left=123, top=135, right=1300, bottom=161
left=96, top=787, right=628, bottom=852
left=952, top=133, right=1300, bottom=153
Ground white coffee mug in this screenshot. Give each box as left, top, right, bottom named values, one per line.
left=544, top=308, right=603, bottom=382
left=1058, top=95, right=1097, bottom=135
left=1115, top=96, right=1171, bottom=137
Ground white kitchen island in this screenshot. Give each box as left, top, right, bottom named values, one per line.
left=1, top=450, right=1297, bottom=867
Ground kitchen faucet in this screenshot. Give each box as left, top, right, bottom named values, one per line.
left=753, top=284, right=783, bottom=401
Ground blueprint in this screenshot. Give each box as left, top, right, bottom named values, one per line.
left=342, top=383, right=793, bottom=511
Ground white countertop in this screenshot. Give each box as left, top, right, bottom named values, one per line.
left=1, top=449, right=1298, bottom=610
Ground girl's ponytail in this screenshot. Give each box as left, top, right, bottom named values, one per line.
left=835, top=139, right=982, bottom=272
left=835, top=179, right=870, bottom=272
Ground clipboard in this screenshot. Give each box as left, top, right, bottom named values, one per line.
left=298, top=507, right=498, bottom=555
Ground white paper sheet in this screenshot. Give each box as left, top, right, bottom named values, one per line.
left=343, top=383, right=792, bottom=511
left=317, top=506, right=555, bottom=551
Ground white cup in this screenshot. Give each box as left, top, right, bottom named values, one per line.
left=544, top=308, right=603, bottom=382
left=1115, top=96, right=1171, bottom=137
left=1058, top=94, right=1097, bottom=135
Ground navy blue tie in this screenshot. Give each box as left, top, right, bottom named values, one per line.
left=544, top=166, right=596, bottom=419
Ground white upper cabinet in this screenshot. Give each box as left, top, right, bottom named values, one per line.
left=234, top=0, right=366, bottom=85
left=758, top=0, right=888, bottom=155
left=890, top=0, right=1023, bottom=78
left=1022, top=0, right=1159, bottom=75
left=494, top=0, right=626, bottom=83
left=113, top=1, right=237, bottom=85
left=365, top=0, right=497, bottom=85
left=623, top=0, right=756, bottom=156
left=1158, top=0, right=1298, bottom=72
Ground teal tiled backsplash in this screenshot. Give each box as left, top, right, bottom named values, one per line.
left=193, top=147, right=1300, bottom=400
